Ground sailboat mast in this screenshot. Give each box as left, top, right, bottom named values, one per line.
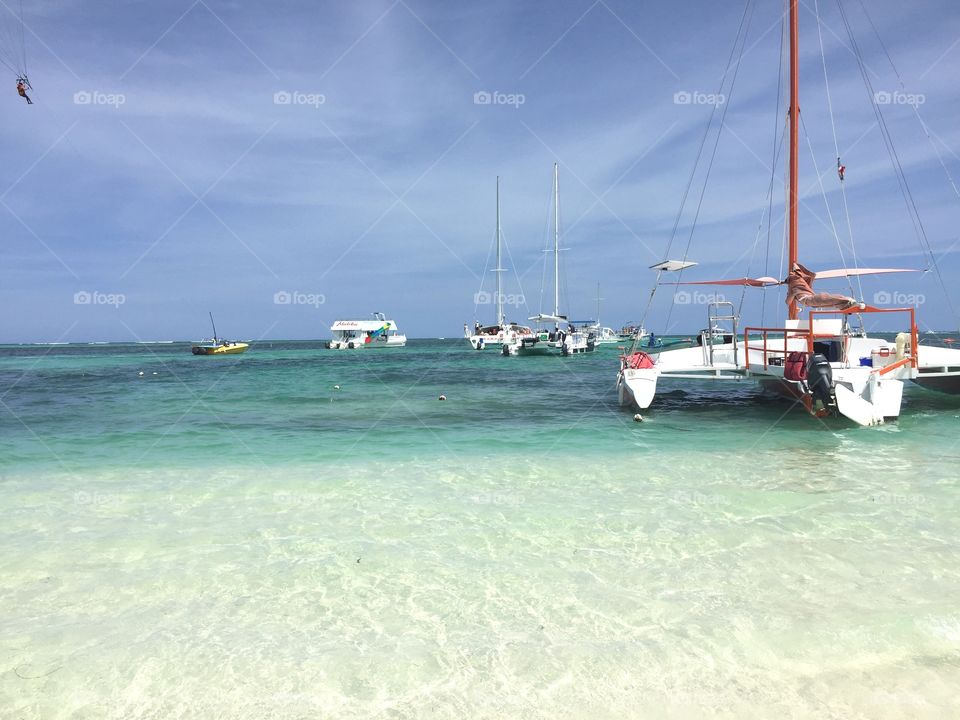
left=209, top=312, right=218, bottom=343
left=495, top=176, right=504, bottom=327
left=788, top=0, right=800, bottom=320
left=553, top=163, right=560, bottom=318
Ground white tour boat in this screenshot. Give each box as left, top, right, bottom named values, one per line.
left=328, top=313, right=407, bottom=349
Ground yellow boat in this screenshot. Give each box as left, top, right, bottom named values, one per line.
left=191, top=340, right=249, bottom=355
left=191, top=313, right=249, bottom=355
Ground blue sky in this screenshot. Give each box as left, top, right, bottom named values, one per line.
left=1, top=0, right=959, bottom=342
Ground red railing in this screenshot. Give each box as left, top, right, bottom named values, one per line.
left=744, top=306, right=918, bottom=371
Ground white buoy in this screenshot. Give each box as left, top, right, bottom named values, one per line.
left=633, top=413, right=643, bottom=422
left=438, top=394, right=446, bottom=401
left=333, top=385, right=341, bottom=391
left=138, top=371, right=144, bottom=376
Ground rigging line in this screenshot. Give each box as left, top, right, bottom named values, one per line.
left=814, top=0, right=864, bottom=301
left=799, top=113, right=856, bottom=300
left=664, top=0, right=756, bottom=335
left=762, top=11, right=787, bottom=327
left=501, top=230, right=530, bottom=321
left=857, top=0, right=960, bottom=203
left=18, top=0, right=25, bottom=77
left=537, top=174, right=552, bottom=320
left=837, top=0, right=959, bottom=329
left=636, top=0, right=754, bottom=347
left=836, top=1, right=923, bottom=247
left=473, top=206, right=497, bottom=322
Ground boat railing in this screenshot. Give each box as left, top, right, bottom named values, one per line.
left=744, top=306, right=919, bottom=372
left=810, top=306, right=919, bottom=372
left=743, top=327, right=811, bottom=371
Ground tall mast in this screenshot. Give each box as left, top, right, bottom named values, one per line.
left=788, top=0, right=800, bottom=320
left=209, top=311, right=218, bottom=343
left=495, top=176, right=504, bottom=327
left=553, top=162, right=560, bottom=317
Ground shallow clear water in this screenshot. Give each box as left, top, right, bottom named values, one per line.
left=2, top=340, right=959, bottom=718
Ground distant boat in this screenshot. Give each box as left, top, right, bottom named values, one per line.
left=466, top=176, right=534, bottom=350
left=191, top=313, right=249, bottom=355
left=328, top=313, right=407, bottom=349
left=503, top=164, right=595, bottom=356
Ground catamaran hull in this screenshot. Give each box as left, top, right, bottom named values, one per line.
left=617, top=368, right=659, bottom=409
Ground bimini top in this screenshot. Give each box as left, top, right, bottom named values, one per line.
left=330, top=318, right=399, bottom=332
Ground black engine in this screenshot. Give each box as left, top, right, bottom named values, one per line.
left=806, top=353, right=834, bottom=411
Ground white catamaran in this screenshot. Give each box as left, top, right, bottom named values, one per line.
left=466, top=176, right=534, bottom=350
left=617, top=0, right=960, bottom=426
left=502, top=164, right=596, bottom=356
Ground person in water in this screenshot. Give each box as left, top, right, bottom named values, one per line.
left=16, top=79, right=32, bottom=104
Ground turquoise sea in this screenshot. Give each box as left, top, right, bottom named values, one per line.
left=2, top=339, right=960, bottom=718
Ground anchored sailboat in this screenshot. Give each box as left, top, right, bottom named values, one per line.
left=466, top=177, right=534, bottom=350
left=617, top=0, right=960, bottom=425
left=191, top=312, right=249, bottom=355
left=503, top=164, right=596, bottom=356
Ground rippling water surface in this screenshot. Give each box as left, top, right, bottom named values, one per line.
left=2, top=340, right=959, bottom=718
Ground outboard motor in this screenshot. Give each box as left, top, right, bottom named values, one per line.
left=806, top=353, right=834, bottom=412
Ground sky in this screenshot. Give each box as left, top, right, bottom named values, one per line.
left=1, top=0, right=960, bottom=342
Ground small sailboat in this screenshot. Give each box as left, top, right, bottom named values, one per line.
left=586, top=284, right=622, bottom=346
left=191, top=313, right=249, bottom=355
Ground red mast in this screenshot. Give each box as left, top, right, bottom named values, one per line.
left=788, top=0, right=800, bottom=320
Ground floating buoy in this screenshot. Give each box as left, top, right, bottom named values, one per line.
left=138, top=371, right=144, bottom=376
left=633, top=413, right=643, bottom=422
left=438, top=394, right=446, bottom=401
left=333, top=385, right=341, bottom=390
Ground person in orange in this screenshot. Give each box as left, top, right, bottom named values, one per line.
left=16, top=79, right=32, bottom=104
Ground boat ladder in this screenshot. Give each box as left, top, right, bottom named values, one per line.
left=706, top=301, right=739, bottom=367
